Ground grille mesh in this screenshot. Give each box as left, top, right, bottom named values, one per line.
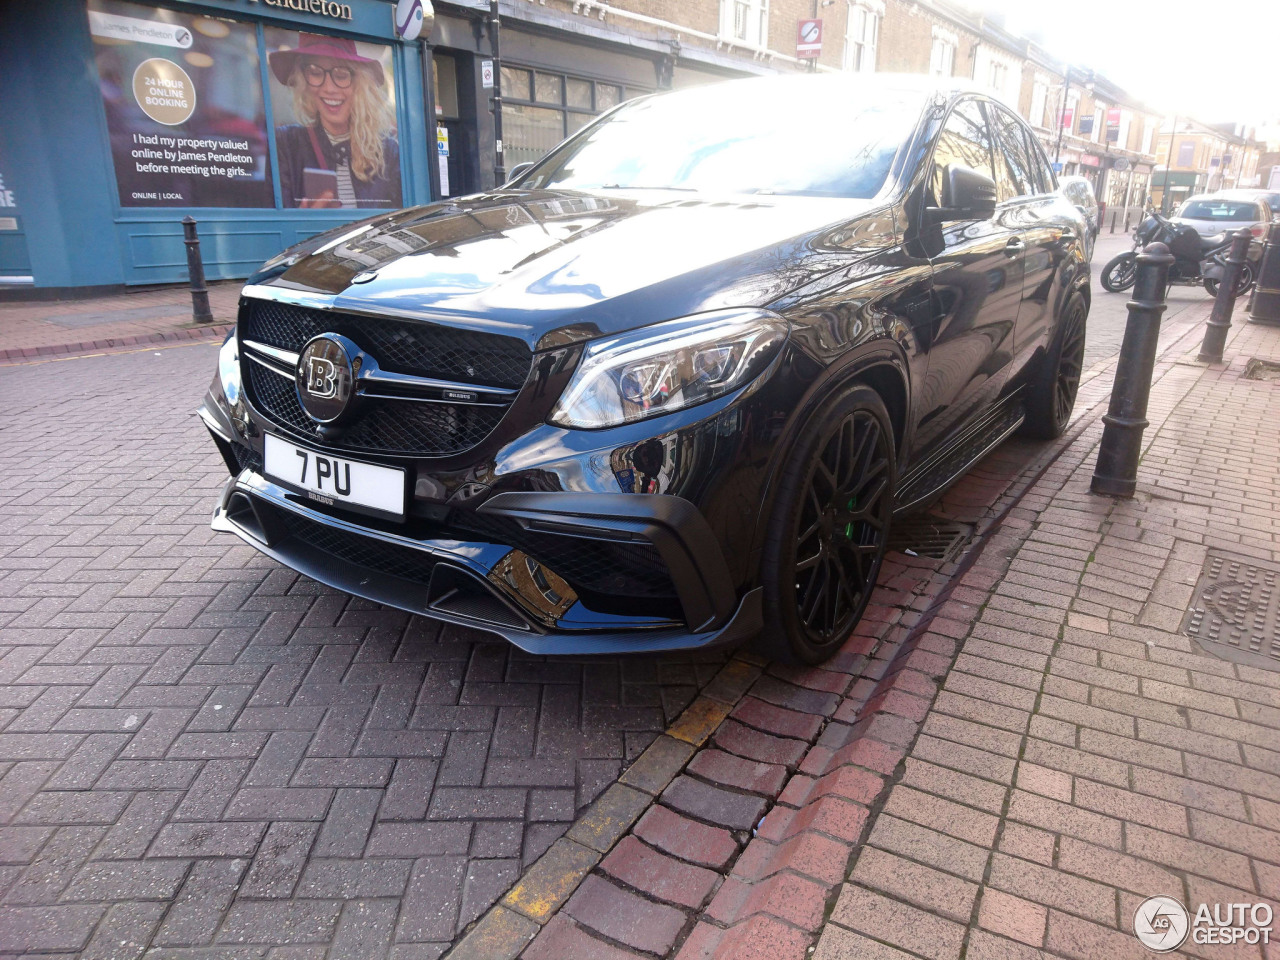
left=280, top=510, right=437, bottom=584
left=241, top=298, right=532, bottom=389
left=244, top=362, right=507, bottom=456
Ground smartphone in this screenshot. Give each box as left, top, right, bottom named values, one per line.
left=302, top=167, right=339, bottom=205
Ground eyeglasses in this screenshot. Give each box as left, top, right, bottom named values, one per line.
left=303, top=63, right=354, bottom=89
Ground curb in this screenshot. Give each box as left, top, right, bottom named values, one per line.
left=0, top=322, right=233, bottom=364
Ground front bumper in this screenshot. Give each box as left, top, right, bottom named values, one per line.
left=203, top=411, right=761, bottom=655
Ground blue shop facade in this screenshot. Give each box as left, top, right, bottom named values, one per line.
left=0, top=0, right=757, bottom=294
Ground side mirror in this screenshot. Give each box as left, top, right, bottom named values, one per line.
left=506, top=161, right=535, bottom=184
left=927, top=164, right=998, bottom=222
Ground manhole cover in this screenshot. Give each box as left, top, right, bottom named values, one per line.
left=1244, top=358, right=1280, bottom=381
left=1183, top=551, right=1280, bottom=671
left=888, top=518, right=974, bottom=563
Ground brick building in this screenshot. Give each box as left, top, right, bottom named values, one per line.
left=1151, top=119, right=1265, bottom=211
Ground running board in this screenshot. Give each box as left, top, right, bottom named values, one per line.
left=894, top=403, right=1026, bottom=516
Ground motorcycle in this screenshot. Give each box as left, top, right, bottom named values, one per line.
left=1099, top=210, right=1261, bottom=297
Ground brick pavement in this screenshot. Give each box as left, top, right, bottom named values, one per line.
left=808, top=317, right=1280, bottom=960
left=0, top=344, right=732, bottom=958
left=0, top=285, right=238, bottom=360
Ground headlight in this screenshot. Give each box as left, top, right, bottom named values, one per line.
left=549, top=309, right=788, bottom=429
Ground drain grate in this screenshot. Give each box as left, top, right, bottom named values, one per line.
left=887, top=518, right=974, bottom=563
left=1183, top=550, right=1280, bottom=671
left=1244, top=358, right=1280, bottom=381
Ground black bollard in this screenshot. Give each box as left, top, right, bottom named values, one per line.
left=1198, top=228, right=1253, bottom=362
left=1110, top=209, right=1118, bottom=234
left=1124, top=209, right=1132, bottom=233
left=1090, top=242, right=1174, bottom=498
left=182, top=216, right=215, bottom=324
left=1249, top=221, right=1280, bottom=324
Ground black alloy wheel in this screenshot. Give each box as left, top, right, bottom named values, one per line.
left=1101, top=252, right=1138, bottom=292
left=1022, top=291, right=1087, bottom=439
left=759, top=385, right=895, bottom=664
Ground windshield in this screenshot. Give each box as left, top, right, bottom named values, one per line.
left=1178, top=200, right=1261, bottom=221
left=518, top=79, right=925, bottom=199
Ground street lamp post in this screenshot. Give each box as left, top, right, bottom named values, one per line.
left=1161, top=115, right=1177, bottom=215
left=1054, top=66, right=1073, bottom=165
left=490, top=0, right=505, bottom=187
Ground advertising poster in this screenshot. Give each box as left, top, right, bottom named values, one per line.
left=264, top=28, right=401, bottom=209
left=88, top=0, right=272, bottom=208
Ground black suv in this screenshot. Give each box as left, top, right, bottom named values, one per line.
left=200, top=75, right=1089, bottom=664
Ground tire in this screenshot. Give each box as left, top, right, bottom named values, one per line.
left=1101, top=252, right=1137, bottom=292
left=1022, top=292, right=1087, bottom=440
left=757, top=384, right=895, bottom=665
left=1204, top=262, right=1255, bottom=299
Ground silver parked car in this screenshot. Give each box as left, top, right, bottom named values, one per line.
left=1214, top=188, right=1280, bottom=222
left=1058, top=176, right=1099, bottom=259
left=1173, top=193, right=1273, bottom=239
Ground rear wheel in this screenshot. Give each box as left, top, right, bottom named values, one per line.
left=758, top=385, right=895, bottom=665
left=1101, top=252, right=1138, bottom=291
left=1204, top=262, right=1255, bottom=299
left=1022, top=292, right=1087, bottom=440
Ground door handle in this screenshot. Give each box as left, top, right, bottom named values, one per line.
left=1004, top=238, right=1026, bottom=256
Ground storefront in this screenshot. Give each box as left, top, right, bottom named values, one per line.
left=1, top=0, right=760, bottom=294
left=0, top=0, right=432, bottom=292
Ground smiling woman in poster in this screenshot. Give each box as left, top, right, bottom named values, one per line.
left=269, top=34, right=401, bottom=209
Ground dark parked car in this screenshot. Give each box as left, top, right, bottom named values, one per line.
left=200, top=75, right=1090, bottom=664
left=1058, top=175, right=1099, bottom=260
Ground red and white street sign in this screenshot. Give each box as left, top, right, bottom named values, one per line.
left=797, top=18, right=823, bottom=58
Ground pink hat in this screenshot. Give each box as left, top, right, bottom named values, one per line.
left=268, top=34, right=385, bottom=87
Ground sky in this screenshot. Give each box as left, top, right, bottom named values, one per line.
left=955, top=0, right=1280, bottom=128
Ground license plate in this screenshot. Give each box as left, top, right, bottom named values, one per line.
left=263, top=433, right=406, bottom=519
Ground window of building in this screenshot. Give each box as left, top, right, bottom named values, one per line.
left=1141, top=121, right=1155, bottom=156
left=501, top=65, right=640, bottom=169
left=1177, top=140, right=1195, bottom=167
left=844, top=1, right=881, bottom=73
left=929, top=27, right=956, bottom=77
left=720, top=0, right=768, bottom=48
left=1030, top=78, right=1048, bottom=129
left=1092, top=106, right=1105, bottom=142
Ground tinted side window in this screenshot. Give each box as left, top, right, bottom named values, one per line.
left=989, top=105, right=1035, bottom=201
left=930, top=100, right=995, bottom=207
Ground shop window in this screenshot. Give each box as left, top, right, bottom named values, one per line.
left=86, top=0, right=401, bottom=211
left=433, top=53, right=460, bottom=118
left=501, top=68, right=643, bottom=169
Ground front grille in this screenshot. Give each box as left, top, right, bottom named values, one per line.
left=232, top=443, right=263, bottom=474
left=245, top=362, right=507, bottom=456
left=241, top=298, right=532, bottom=389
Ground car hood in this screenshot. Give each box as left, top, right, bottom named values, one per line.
left=249, top=188, right=894, bottom=349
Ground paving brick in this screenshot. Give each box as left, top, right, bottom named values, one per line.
left=987, top=854, right=1116, bottom=925
left=708, top=870, right=829, bottom=931
left=977, top=888, right=1047, bottom=947
left=662, top=775, right=767, bottom=832
left=600, top=834, right=718, bottom=908
left=523, top=914, right=644, bottom=960
left=829, top=884, right=966, bottom=960
left=633, top=803, right=738, bottom=869
left=687, top=748, right=787, bottom=796
left=217, top=900, right=342, bottom=945
left=564, top=873, right=686, bottom=955
left=852, top=846, right=977, bottom=921
left=730, top=697, right=823, bottom=742
left=813, top=925, right=921, bottom=960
